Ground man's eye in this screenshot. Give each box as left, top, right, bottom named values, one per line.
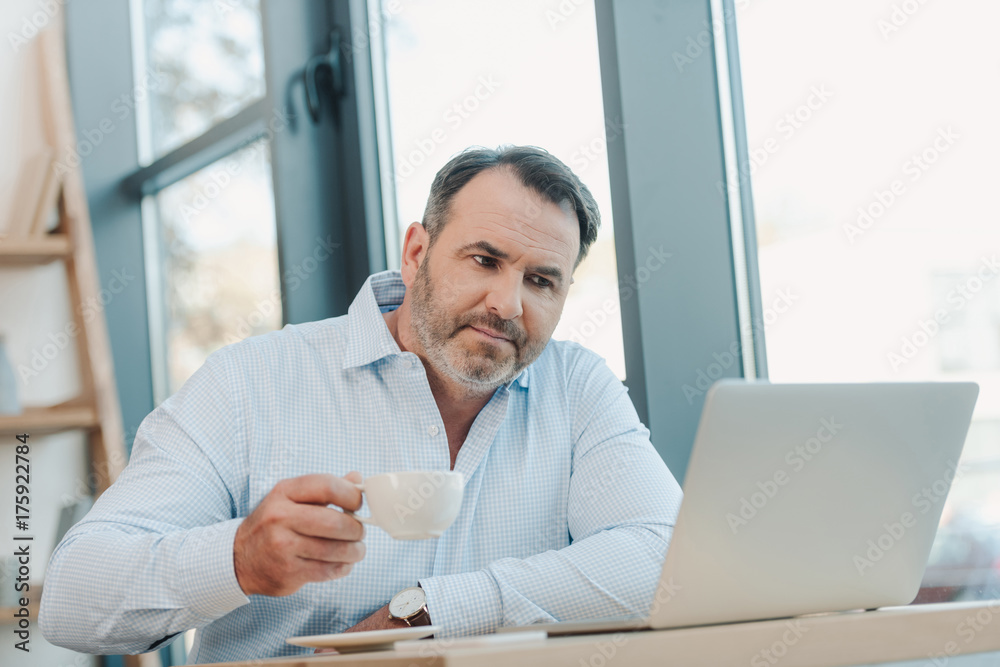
left=473, top=256, right=497, bottom=268
left=529, top=275, right=553, bottom=288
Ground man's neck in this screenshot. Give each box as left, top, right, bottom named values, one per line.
left=382, top=306, right=495, bottom=467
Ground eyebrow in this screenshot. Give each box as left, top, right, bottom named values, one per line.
left=459, top=240, right=566, bottom=285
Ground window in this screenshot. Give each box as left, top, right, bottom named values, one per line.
left=378, top=0, right=626, bottom=378
left=131, top=0, right=281, bottom=402
left=736, top=0, right=1000, bottom=602
left=135, top=0, right=266, bottom=160
left=151, top=140, right=280, bottom=394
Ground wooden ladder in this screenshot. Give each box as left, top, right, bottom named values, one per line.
left=0, top=19, right=126, bottom=495
left=0, top=18, right=139, bottom=667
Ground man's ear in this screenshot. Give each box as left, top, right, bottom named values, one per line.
left=400, top=221, right=430, bottom=287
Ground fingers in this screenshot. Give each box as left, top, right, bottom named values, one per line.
left=280, top=474, right=363, bottom=511
left=292, top=534, right=366, bottom=564
left=299, top=558, right=354, bottom=583
left=291, top=504, right=365, bottom=541
left=233, top=473, right=369, bottom=597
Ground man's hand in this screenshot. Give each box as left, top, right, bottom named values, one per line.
left=234, top=472, right=366, bottom=597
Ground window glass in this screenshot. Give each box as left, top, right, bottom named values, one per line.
left=737, top=0, right=1000, bottom=602
left=153, top=139, right=281, bottom=394
left=137, top=0, right=266, bottom=159
left=379, top=0, right=626, bottom=378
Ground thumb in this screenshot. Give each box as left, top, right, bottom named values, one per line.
left=344, top=471, right=363, bottom=485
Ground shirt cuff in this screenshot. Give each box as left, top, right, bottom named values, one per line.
left=177, top=518, right=250, bottom=620
left=418, top=569, right=501, bottom=637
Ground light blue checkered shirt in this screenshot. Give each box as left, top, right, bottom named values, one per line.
left=40, top=270, right=683, bottom=663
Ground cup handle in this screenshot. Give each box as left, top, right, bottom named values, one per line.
left=345, top=482, right=372, bottom=524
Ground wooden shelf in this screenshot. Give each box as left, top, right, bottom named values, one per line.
left=0, top=405, right=99, bottom=436
left=0, top=234, right=72, bottom=265
left=0, top=600, right=40, bottom=624
left=0, top=585, right=42, bottom=624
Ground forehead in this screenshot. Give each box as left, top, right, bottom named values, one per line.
left=439, top=168, right=580, bottom=267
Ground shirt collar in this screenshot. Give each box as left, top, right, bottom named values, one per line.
left=341, top=270, right=530, bottom=389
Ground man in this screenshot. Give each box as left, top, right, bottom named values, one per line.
left=40, top=146, right=683, bottom=662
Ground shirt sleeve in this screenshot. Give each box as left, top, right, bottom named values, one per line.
left=39, top=352, right=251, bottom=655
left=419, top=351, right=684, bottom=636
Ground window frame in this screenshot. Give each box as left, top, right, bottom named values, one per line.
left=594, top=0, right=766, bottom=482
left=67, top=0, right=389, bottom=414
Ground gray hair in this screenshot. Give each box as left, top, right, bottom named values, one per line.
left=421, top=145, right=601, bottom=267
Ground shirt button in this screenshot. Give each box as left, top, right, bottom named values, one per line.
left=427, top=425, right=439, bottom=436
left=402, top=357, right=413, bottom=369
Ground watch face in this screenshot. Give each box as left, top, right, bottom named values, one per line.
left=390, top=587, right=425, bottom=618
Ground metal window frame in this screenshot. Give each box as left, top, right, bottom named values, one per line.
left=594, top=0, right=766, bottom=483
left=67, top=0, right=390, bottom=413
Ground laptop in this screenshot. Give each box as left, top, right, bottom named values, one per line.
left=502, top=380, right=979, bottom=636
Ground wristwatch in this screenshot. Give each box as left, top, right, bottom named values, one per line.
left=388, top=585, right=431, bottom=626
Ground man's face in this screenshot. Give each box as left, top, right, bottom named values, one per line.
left=406, top=168, right=580, bottom=393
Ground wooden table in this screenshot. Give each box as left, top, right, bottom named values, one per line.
left=204, top=600, right=1000, bottom=667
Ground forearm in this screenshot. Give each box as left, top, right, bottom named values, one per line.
left=419, top=521, right=672, bottom=637
left=419, top=359, right=681, bottom=638
left=39, top=352, right=252, bottom=654
left=40, top=518, right=249, bottom=654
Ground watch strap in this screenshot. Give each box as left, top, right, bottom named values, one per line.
left=404, top=605, right=431, bottom=627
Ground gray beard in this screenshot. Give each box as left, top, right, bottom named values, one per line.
left=408, top=260, right=530, bottom=395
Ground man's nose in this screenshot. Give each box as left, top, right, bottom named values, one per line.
left=485, top=272, right=524, bottom=321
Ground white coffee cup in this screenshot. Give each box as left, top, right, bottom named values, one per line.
left=348, top=471, right=464, bottom=540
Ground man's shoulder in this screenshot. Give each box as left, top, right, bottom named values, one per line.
left=528, top=339, right=619, bottom=391
left=538, top=338, right=606, bottom=366
left=206, top=315, right=351, bottom=374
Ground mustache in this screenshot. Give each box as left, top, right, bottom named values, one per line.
left=453, top=313, right=526, bottom=347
